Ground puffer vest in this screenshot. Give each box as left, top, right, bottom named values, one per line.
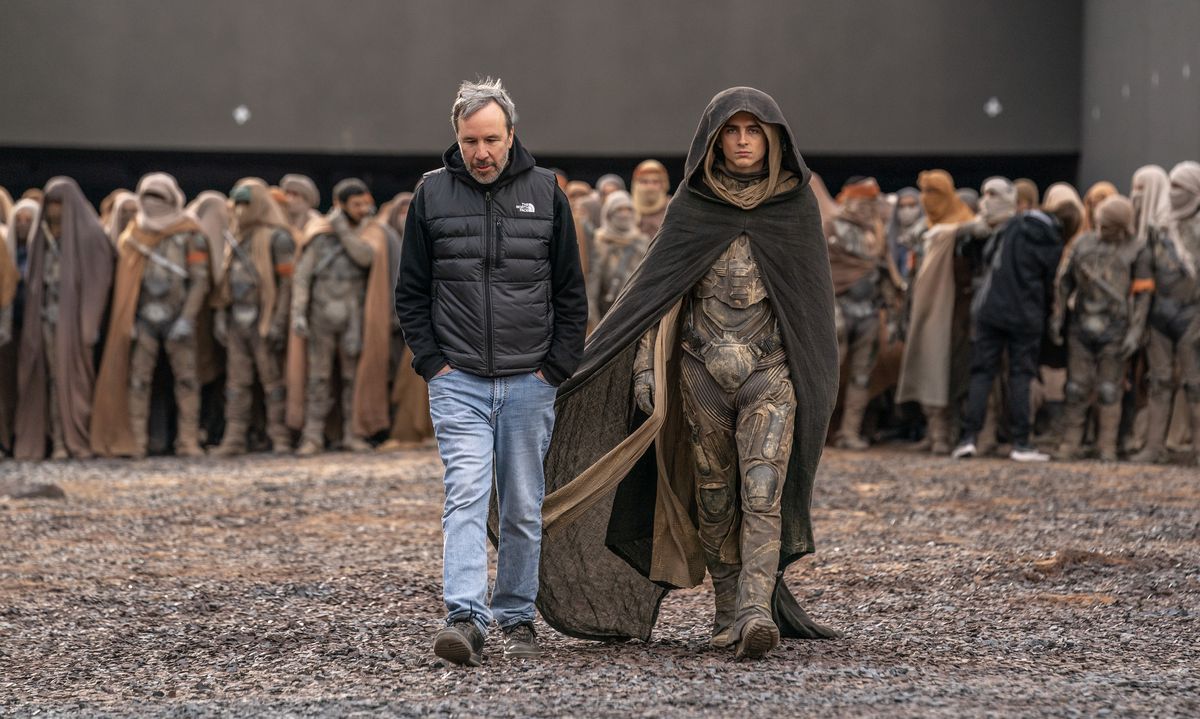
left=421, top=165, right=557, bottom=376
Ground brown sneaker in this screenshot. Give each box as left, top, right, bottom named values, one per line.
left=433, top=620, right=484, bottom=667
left=501, top=621, right=541, bottom=659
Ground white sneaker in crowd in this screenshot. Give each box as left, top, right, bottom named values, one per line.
left=951, top=441, right=977, bottom=459
left=1010, top=446, right=1050, bottom=462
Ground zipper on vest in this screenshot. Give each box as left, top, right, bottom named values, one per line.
left=484, top=191, right=495, bottom=374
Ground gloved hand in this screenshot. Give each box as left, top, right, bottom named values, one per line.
left=886, top=320, right=900, bottom=345
left=267, top=322, right=287, bottom=351
left=213, top=312, right=228, bottom=346
left=633, top=369, right=655, bottom=415
left=1048, top=314, right=1064, bottom=346
left=1120, top=329, right=1142, bottom=359
left=329, top=209, right=350, bottom=233
left=167, top=317, right=194, bottom=342
left=292, top=315, right=309, bottom=339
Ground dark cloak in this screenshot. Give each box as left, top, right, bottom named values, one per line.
left=537, top=88, right=839, bottom=641
left=14, top=177, right=115, bottom=459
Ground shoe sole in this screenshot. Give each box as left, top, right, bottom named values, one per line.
left=735, top=620, right=780, bottom=660
left=504, top=646, right=542, bottom=659
left=433, top=634, right=482, bottom=667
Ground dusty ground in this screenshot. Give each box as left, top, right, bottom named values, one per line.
left=1, top=447, right=1197, bottom=718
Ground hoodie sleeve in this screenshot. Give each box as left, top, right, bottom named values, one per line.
left=540, top=187, right=588, bottom=386
left=395, top=187, right=450, bottom=381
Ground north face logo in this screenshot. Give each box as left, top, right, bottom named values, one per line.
left=516, top=202, right=535, bottom=213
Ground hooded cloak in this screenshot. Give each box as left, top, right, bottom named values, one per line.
left=1015, top=178, right=1040, bottom=210
left=104, top=191, right=138, bottom=248
left=536, top=87, right=838, bottom=642
left=886, top=187, right=923, bottom=274
left=1130, top=165, right=1171, bottom=250
left=894, top=170, right=973, bottom=408
left=0, top=187, right=13, bottom=227
left=14, top=177, right=115, bottom=459
left=284, top=214, right=397, bottom=438
left=90, top=173, right=202, bottom=456
left=632, top=159, right=671, bottom=237
left=0, top=198, right=36, bottom=450
left=1083, top=181, right=1118, bottom=233
left=186, top=191, right=232, bottom=385
left=1165, top=161, right=1200, bottom=279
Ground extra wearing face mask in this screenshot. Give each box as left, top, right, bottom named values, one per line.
left=896, top=205, right=920, bottom=227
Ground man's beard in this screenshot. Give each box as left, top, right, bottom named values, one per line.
left=468, top=151, right=509, bottom=185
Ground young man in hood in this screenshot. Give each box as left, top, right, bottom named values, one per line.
left=396, top=78, right=586, bottom=666
left=534, top=88, right=840, bottom=661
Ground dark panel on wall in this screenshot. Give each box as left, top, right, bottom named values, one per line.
left=1, top=0, right=1081, bottom=157
left=1078, top=0, right=1200, bottom=188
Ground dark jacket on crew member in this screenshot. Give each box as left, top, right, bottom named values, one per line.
left=396, top=135, right=588, bottom=385
left=969, top=210, right=1064, bottom=334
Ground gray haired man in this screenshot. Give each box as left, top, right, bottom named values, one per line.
left=396, top=78, right=587, bottom=665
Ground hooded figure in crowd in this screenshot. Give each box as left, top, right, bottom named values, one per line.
left=0, top=199, right=38, bottom=452
left=1015, top=179, right=1040, bottom=212
left=209, top=179, right=296, bottom=456
left=102, top=190, right=138, bottom=248
left=595, top=174, right=626, bottom=201
left=887, top=187, right=923, bottom=279
left=91, top=173, right=209, bottom=458
left=1051, top=195, right=1153, bottom=461
left=289, top=178, right=391, bottom=455
left=14, top=177, right=115, bottom=459
left=827, top=176, right=901, bottom=450
left=587, top=190, right=649, bottom=323
left=536, top=87, right=839, bottom=659
left=1083, top=181, right=1119, bottom=234
left=895, top=170, right=975, bottom=453
left=279, top=174, right=322, bottom=233
left=631, top=159, right=671, bottom=238
left=379, top=192, right=414, bottom=241
left=1132, top=162, right=1200, bottom=465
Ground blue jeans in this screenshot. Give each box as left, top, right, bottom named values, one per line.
left=427, top=369, right=558, bottom=633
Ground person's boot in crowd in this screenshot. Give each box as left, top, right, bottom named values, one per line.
left=210, top=386, right=250, bottom=457
left=1131, top=395, right=1171, bottom=464
left=1095, top=403, right=1122, bottom=462
left=835, top=384, right=871, bottom=450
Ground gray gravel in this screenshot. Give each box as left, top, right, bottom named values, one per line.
left=1, top=448, right=1197, bottom=717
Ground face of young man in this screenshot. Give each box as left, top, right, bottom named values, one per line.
left=720, top=111, right=767, bottom=175
left=456, top=101, right=514, bottom=185
left=341, top=193, right=375, bottom=225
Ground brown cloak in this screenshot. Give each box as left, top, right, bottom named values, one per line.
left=285, top=216, right=394, bottom=437
left=895, top=171, right=974, bottom=408
left=90, top=216, right=202, bottom=456
left=14, top=177, right=115, bottom=459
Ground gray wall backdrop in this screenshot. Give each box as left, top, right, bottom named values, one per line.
left=2, top=0, right=1082, bottom=157
left=1078, top=0, right=1200, bottom=190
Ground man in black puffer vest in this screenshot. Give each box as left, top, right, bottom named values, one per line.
left=396, top=77, right=587, bottom=667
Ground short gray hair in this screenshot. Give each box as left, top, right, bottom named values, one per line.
left=450, top=77, right=518, bottom=132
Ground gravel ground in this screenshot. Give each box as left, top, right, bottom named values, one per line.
left=1, top=447, right=1198, bottom=718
